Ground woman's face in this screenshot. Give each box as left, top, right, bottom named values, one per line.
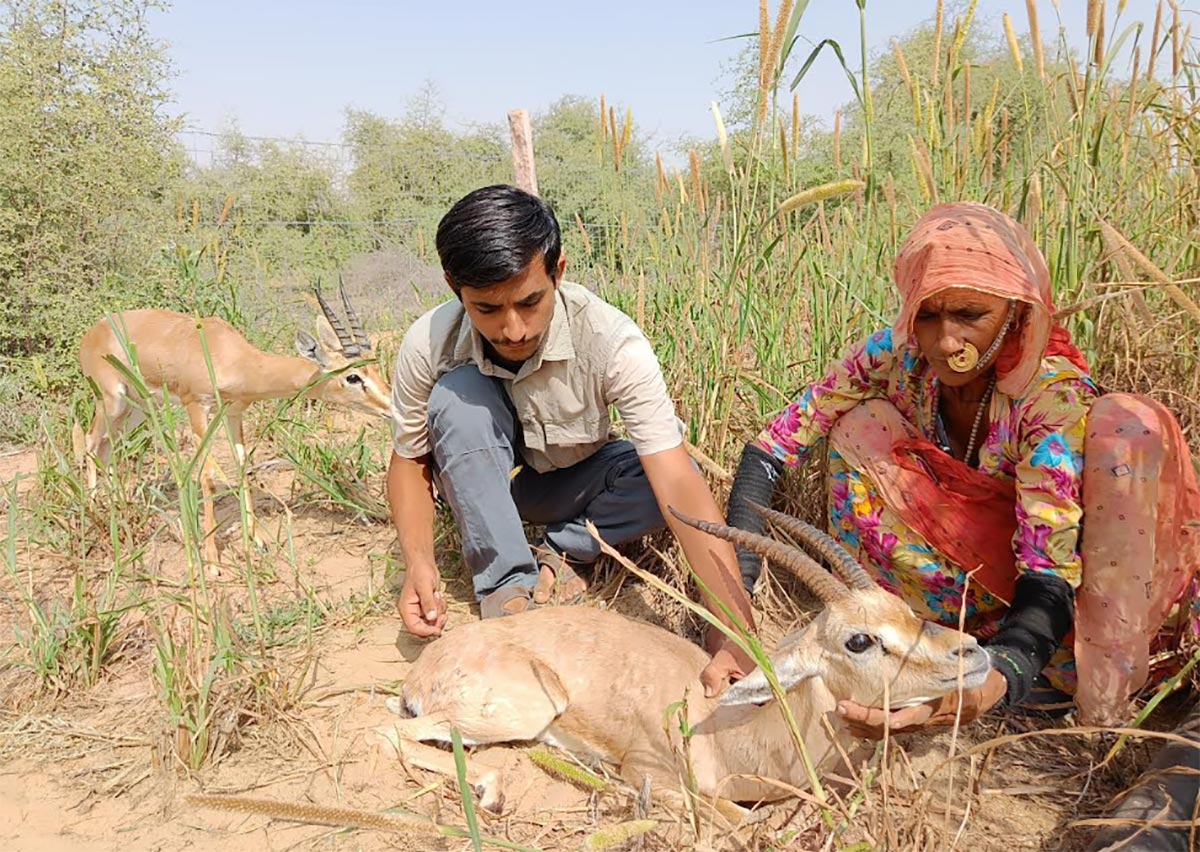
left=913, top=289, right=1014, bottom=387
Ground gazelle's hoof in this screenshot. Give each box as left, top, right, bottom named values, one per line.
left=475, top=769, right=505, bottom=814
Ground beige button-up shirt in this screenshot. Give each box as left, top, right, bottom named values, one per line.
left=391, top=281, right=683, bottom=473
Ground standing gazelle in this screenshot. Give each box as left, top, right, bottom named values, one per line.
left=375, top=504, right=991, bottom=814
left=78, top=282, right=392, bottom=570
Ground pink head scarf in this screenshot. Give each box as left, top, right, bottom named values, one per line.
left=892, top=202, right=1088, bottom=395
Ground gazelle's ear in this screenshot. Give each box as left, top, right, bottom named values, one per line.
left=314, top=315, right=342, bottom=354
left=719, top=643, right=820, bottom=707
left=295, top=330, right=328, bottom=367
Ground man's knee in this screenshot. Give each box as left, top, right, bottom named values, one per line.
left=427, top=365, right=515, bottom=453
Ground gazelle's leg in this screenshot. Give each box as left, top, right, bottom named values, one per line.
left=225, top=409, right=265, bottom=553
left=375, top=654, right=570, bottom=814
left=185, top=402, right=222, bottom=574
left=84, top=390, right=130, bottom=492
left=373, top=715, right=507, bottom=813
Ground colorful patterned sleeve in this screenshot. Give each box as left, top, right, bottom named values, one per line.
left=1011, top=374, right=1096, bottom=587
left=753, top=328, right=900, bottom=466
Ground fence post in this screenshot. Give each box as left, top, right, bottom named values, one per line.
left=507, top=108, right=538, bottom=196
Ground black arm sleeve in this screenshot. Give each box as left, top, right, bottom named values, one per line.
left=983, top=571, right=1076, bottom=706
left=725, top=443, right=785, bottom=592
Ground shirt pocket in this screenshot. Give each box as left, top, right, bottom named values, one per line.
left=541, top=416, right=611, bottom=468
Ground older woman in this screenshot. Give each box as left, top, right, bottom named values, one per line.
left=727, top=202, right=1199, bottom=731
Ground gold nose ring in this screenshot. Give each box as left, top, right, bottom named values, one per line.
left=948, top=343, right=980, bottom=373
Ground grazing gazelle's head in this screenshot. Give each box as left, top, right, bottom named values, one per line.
left=295, top=277, right=392, bottom=418
left=670, top=504, right=991, bottom=711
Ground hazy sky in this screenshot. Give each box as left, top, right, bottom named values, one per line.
left=153, top=1, right=1172, bottom=153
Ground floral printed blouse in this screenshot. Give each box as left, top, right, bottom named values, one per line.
left=753, top=328, right=1098, bottom=588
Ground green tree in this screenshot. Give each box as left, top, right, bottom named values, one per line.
left=0, top=0, right=180, bottom=429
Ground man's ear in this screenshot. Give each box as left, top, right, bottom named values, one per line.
left=718, top=644, right=820, bottom=708
left=444, top=272, right=461, bottom=300
left=553, top=253, right=566, bottom=284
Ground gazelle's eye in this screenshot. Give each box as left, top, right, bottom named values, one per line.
left=845, top=633, right=874, bottom=654
left=345, top=373, right=363, bottom=385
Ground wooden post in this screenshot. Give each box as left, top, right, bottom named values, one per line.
left=507, top=108, right=538, bottom=196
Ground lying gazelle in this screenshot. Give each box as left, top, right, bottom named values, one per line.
left=78, top=281, right=392, bottom=570
left=374, top=504, right=991, bottom=814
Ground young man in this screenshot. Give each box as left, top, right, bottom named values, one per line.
left=387, top=184, right=752, bottom=695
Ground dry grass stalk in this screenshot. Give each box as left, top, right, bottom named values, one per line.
left=528, top=746, right=609, bottom=791
left=185, top=794, right=441, bottom=836
left=766, top=0, right=794, bottom=92
left=636, top=269, right=646, bottom=329
left=1127, top=45, right=1142, bottom=126
left=962, top=61, right=972, bottom=137
left=1027, top=0, right=1045, bottom=80
left=779, top=121, right=790, bottom=183
left=689, top=149, right=705, bottom=216
left=776, top=179, right=865, bottom=216
left=948, top=0, right=980, bottom=72
left=655, top=151, right=666, bottom=204
left=599, top=93, right=607, bottom=144
left=792, top=92, right=800, bottom=153
left=893, top=38, right=914, bottom=102
left=608, top=106, right=618, bottom=169
left=758, top=0, right=771, bottom=126
left=711, top=102, right=734, bottom=176
left=833, top=110, right=842, bottom=171
left=583, top=820, right=658, bottom=850
left=575, top=211, right=593, bottom=258
left=1171, top=0, right=1181, bottom=79
left=1150, top=1, right=1163, bottom=80
left=932, top=0, right=945, bottom=88
left=1004, top=13, right=1024, bottom=74
left=1094, top=0, right=1107, bottom=67
left=1100, top=220, right=1200, bottom=325
left=1087, top=0, right=1100, bottom=37
left=619, top=108, right=632, bottom=159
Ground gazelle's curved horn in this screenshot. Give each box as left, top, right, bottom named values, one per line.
left=338, top=272, right=372, bottom=354
left=668, top=507, right=849, bottom=604
left=314, top=278, right=360, bottom=356
left=749, top=503, right=876, bottom=592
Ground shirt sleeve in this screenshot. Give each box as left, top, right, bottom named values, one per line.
left=604, top=329, right=683, bottom=456
left=1012, top=377, right=1092, bottom=587
left=390, top=313, right=438, bottom=459
left=753, top=328, right=899, bottom=466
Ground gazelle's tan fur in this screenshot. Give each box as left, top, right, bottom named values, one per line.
left=78, top=284, right=391, bottom=570
left=375, top=507, right=992, bottom=814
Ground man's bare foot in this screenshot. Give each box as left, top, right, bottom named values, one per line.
left=532, top=551, right=589, bottom=605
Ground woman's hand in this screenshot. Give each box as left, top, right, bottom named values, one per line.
left=835, top=669, right=1008, bottom=739
left=699, top=626, right=754, bottom=699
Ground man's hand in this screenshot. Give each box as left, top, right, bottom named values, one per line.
left=835, top=669, right=1009, bottom=739
left=398, top=563, right=447, bottom=638
left=699, top=630, right=754, bottom=699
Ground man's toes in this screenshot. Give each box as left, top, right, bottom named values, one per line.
left=532, top=565, right=555, bottom=604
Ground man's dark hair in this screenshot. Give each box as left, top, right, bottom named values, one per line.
left=435, top=185, right=562, bottom=289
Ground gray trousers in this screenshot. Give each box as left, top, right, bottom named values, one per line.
left=427, top=365, right=666, bottom=601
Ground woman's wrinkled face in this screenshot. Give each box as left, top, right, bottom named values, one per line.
left=913, top=288, right=1014, bottom=386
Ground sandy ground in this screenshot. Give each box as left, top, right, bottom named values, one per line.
left=0, top=438, right=1181, bottom=852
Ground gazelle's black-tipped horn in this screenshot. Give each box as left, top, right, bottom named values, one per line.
left=314, top=278, right=360, bottom=356
left=668, top=507, right=849, bottom=604
left=749, top=503, right=876, bottom=592
left=338, top=272, right=372, bottom=354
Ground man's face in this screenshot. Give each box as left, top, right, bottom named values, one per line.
left=452, top=254, right=566, bottom=365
